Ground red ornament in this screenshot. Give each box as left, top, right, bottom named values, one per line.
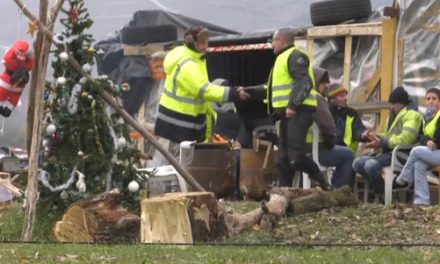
left=69, top=5, right=80, bottom=24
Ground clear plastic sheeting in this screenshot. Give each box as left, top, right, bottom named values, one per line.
left=397, top=0, right=440, bottom=106
left=312, top=9, right=385, bottom=105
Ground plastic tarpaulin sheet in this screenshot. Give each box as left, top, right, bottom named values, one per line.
left=397, top=0, right=440, bottom=107
left=95, top=10, right=237, bottom=116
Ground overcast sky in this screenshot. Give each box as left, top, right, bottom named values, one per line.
left=0, top=0, right=392, bottom=147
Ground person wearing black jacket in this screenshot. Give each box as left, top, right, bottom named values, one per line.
left=310, top=69, right=358, bottom=188
left=395, top=87, right=440, bottom=205
left=268, top=28, right=330, bottom=190
left=327, top=83, right=369, bottom=151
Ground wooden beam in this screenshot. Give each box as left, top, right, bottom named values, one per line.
left=307, top=22, right=383, bottom=38
left=123, top=45, right=164, bottom=56
left=343, top=35, right=353, bottom=91
left=379, top=17, right=397, bottom=131
left=350, top=101, right=390, bottom=112
left=307, top=37, right=314, bottom=61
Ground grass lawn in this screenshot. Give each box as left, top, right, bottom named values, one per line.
left=0, top=243, right=439, bottom=263
left=2, top=201, right=440, bottom=263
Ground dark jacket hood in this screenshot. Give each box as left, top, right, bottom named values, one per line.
left=313, top=67, right=329, bottom=90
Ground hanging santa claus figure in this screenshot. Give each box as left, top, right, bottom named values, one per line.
left=0, top=40, right=34, bottom=117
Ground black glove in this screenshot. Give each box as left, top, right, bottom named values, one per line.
left=10, top=68, right=30, bottom=85
left=0, top=107, right=12, bottom=117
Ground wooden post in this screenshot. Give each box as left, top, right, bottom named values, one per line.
left=307, top=37, right=314, bottom=61
left=397, top=39, right=405, bottom=87
left=20, top=0, right=66, bottom=241
left=378, top=17, right=397, bottom=131
left=343, top=35, right=353, bottom=91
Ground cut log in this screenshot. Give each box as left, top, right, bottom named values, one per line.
left=53, top=192, right=140, bottom=243
left=290, top=185, right=358, bottom=215
left=140, top=192, right=226, bottom=243
left=224, top=186, right=357, bottom=234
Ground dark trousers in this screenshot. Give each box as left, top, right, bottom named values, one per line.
left=276, top=110, right=324, bottom=186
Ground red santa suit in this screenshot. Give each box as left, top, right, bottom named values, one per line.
left=0, top=40, right=34, bottom=117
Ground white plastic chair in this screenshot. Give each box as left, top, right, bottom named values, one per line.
left=301, top=123, right=331, bottom=189
left=382, top=145, right=413, bottom=205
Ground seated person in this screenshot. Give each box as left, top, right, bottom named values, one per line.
left=352, top=87, right=423, bottom=200
left=395, top=88, right=440, bottom=205
left=306, top=68, right=356, bottom=188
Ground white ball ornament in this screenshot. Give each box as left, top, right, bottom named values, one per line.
left=78, top=150, right=84, bottom=157
left=46, top=124, right=56, bottom=134
left=59, top=52, right=69, bottom=61
left=56, top=76, right=67, bottom=86
left=128, top=180, right=139, bottom=193
left=117, top=137, right=127, bottom=148
left=82, top=63, right=92, bottom=73
left=42, top=138, right=49, bottom=147
left=60, top=190, right=68, bottom=200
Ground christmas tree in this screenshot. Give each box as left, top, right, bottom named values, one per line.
left=40, top=0, right=141, bottom=210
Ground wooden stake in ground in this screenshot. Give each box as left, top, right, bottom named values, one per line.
left=17, top=0, right=65, bottom=242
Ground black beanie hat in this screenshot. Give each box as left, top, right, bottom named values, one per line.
left=388, top=86, right=410, bottom=105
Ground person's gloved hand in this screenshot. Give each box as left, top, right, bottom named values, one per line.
left=0, top=107, right=12, bottom=117
left=10, top=68, right=30, bottom=85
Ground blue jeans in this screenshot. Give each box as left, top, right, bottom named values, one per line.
left=319, top=145, right=355, bottom=188
left=353, top=153, right=392, bottom=194
left=397, top=146, right=440, bottom=205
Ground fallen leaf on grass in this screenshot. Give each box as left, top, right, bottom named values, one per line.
left=350, top=233, right=362, bottom=242
left=252, top=224, right=261, bottom=231
left=56, top=254, right=80, bottom=263
left=310, top=231, right=319, bottom=240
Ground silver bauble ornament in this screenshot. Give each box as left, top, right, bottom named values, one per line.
left=117, top=137, right=127, bottom=148
left=56, top=76, right=67, bottom=86
left=59, top=52, right=69, bottom=61
left=78, top=150, right=84, bottom=156
left=46, top=124, right=56, bottom=134
left=60, top=190, right=68, bottom=199
left=82, top=63, right=92, bottom=73
left=128, top=181, right=140, bottom=193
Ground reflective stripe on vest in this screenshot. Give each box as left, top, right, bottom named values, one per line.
left=424, top=110, right=440, bottom=139
left=165, top=58, right=206, bottom=105
left=156, top=111, right=206, bottom=130
left=343, top=115, right=359, bottom=152
left=270, top=47, right=316, bottom=109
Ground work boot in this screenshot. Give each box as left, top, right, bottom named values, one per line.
left=290, top=157, right=333, bottom=191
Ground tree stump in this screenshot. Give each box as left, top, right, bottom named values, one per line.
left=53, top=192, right=140, bottom=243
left=140, top=192, right=226, bottom=243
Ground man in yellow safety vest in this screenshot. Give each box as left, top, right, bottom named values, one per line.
left=267, top=28, right=331, bottom=190
left=154, top=26, right=250, bottom=145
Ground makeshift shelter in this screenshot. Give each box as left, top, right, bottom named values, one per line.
left=94, top=10, right=238, bottom=118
